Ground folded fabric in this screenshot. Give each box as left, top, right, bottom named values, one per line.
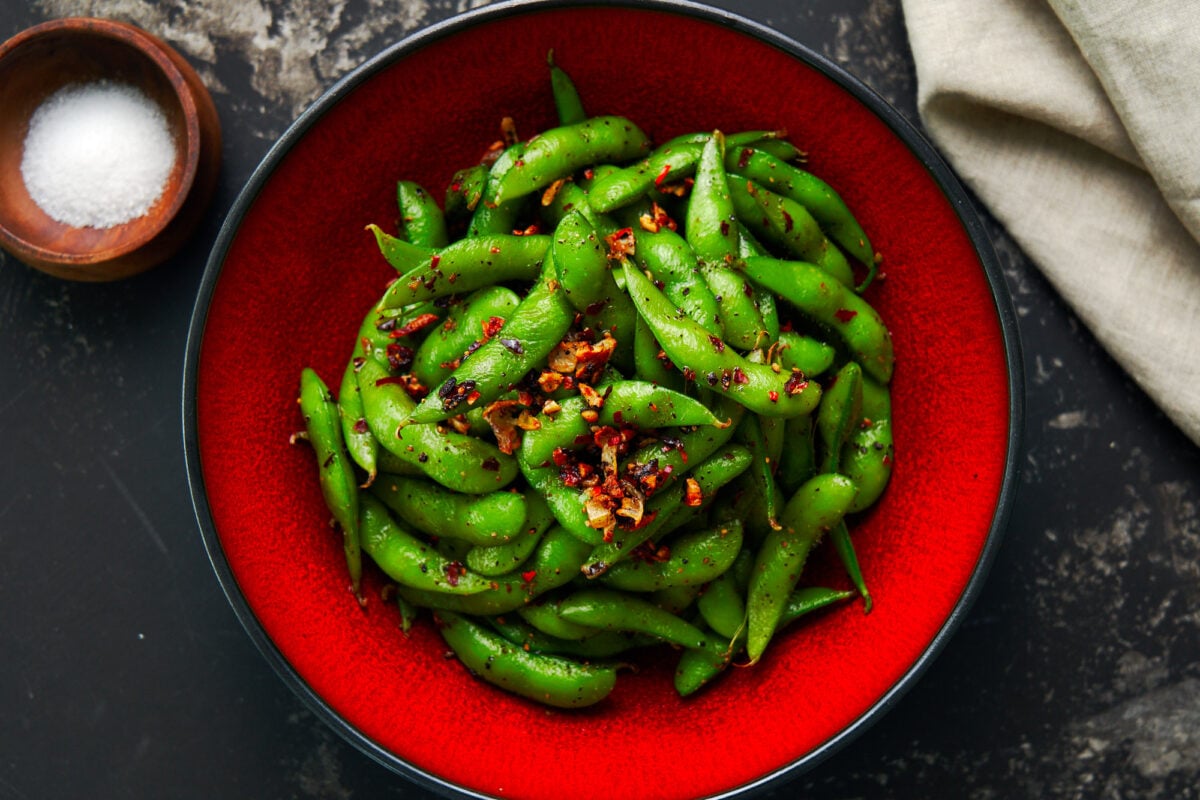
left=901, top=0, right=1200, bottom=446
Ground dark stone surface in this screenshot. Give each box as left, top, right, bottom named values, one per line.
left=2, top=2, right=1196, bottom=799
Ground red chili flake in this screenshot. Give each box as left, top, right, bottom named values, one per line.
left=681, top=366, right=696, bottom=382
left=720, top=370, right=733, bottom=391
left=834, top=308, right=858, bottom=323
left=390, top=313, right=439, bottom=339
left=521, top=570, right=538, bottom=584
left=684, top=477, right=704, bottom=507
left=583, top=168, right=595, bottom=181
left=719, top=220, right=730, bottom=237
left=489, top=245, right=501, bottom=254
left=737, top=148, right=752, bottom=169
left=780, top=320, right=793, bottom=332
left=429, top=253, right=441, bottom=270
left=708, top=335, right=725, bottom=353
left=481, top=457, right=501, bottom=471
left=513, top=223, right=541, bottom=236
left=444, top=561, right=465, bottom=587
left=552, top=448, right=573, bottom=467
left=768, top=390, right=780, bottom=402
left=386, top=343, right=415, bottom=372
left=605, top=227, right=637, bottom=261
left=584, top=299, right=609, bottom=316
left=466, top=390, right=481, bottom=405
left=732, top=367, right=749, bottom=385
left=499, top=337, right=524, bottom=354
left=654, top=163, right=672, bottom=187
left=353, top=418, right=369, bottom=434
left=352, top=356, right=366, bottom=372
left=784, top=371, right=809, bottom=395
left=742, top=281, right=754, bottom=298
left=482, top=316, right=505, bottom=338
left=781, top=209, right=794, bottom=232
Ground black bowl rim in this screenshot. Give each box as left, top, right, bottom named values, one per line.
left=182, top=1, right=1025, bottom=798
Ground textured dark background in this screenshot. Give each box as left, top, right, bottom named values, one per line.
left=2, top=1, right=1198, bottom=799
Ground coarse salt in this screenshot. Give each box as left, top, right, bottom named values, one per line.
left=20, top=80, right=177, bottom=229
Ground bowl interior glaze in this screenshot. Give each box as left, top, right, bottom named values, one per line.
left=187, top=4, right=1019, bottom=799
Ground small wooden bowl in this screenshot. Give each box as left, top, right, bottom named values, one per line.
left=0, top=18, right=221, bottom=281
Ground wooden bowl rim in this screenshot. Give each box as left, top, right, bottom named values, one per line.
left=0, top=17, right=203, bottom=266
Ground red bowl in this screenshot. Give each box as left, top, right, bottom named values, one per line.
left=183, top=2, right=1022, bottom=798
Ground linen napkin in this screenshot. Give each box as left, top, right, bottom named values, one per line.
left=900, top=0, right=1200, bottom=446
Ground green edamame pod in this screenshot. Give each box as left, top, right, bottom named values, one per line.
left=634, top=227, right=724, bottom=337
left=518, top=598, right=602, bottom=640
left=366, top=223, right=433, bottom=273
left=735, top=412, right=781, bottom=531
left=724, top=145, right=876, bottom=285
left=491, top=116, right=651, bottom=205
left=599, top=520, right=743, bottom=592
left=746, top=472, right=857, bottom=662
left=396, top=180, right=448, bottom=249
left=696, top=549, right=753, bottom=639
left=557, top=588, right=709, bottom=649
left=740, top=255, right=894, bottom=383
left=830, top=520, right=872, bottom=612
left=518, top=380, right=727, bottom=470
left=776, top=412, right=817, bottom=495
left=728, top=175, right=854, bottom=288
left=817, top=361, right=864, bottom=474
left=436, top=610, right=617, bottom=708
left=676, top=585, right=854, bottom=697
left=358, top=493, right=492, bottom=594
left=469, top=142, right=529, bottom=237
left=298, top=367, right=363, bottom=603
left=632, top=312, right=683, bottom=392
left=411, top=286, right=521, bottom=387
left=337, top=356, right=377, bottom=487
left=622, top=262, right=822, bottom=418
left=410, top=256, right=574, bottom=424
left=489, top=614, right=646, bottom=659
left=775, top=331, right=837, bottom=377
left=377, top=234, right=550, bottom=310
left=547, top=50, right=586, bottom=126
left=369, top=474, right=527, bottom=546
left=843, top=374, right=894, bottom=513
left=357, top=356, right=519, bottom=493
left=397, top=525, right=592, bottom=615
left=465, top=492, right=555, bottom=576
left=444, top=163, right=487, bottom=224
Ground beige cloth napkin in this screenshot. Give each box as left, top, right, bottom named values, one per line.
left=901, top=0, right=1200, bottom=446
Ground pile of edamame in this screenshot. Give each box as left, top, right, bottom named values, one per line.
left=294, top=54, right=894, bottom=708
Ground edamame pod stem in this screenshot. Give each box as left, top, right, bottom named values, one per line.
left=396, top=180, right=449, bottom=249
left=746, top=472, right=858, bottom=663
left=376, top=234, right=550, bottom=310
left=435, top=610, right=618, bottom=708
left=622, top=261, right=822, bottom=418
left=829, top=520, right=872, bottom=612
left=557, top=588, right=709, bottom=649
left=491, top=116, right=651, bottom=204
left=728, top=175, right=855, bottom=288
left=358, top=493, right=492, bottom=595
left=725, top=145, right=875, bottom=276
left=298, top=367, right=363, bottom=604
left=599, top=520, right=743, bottom=592
left=409, top=254, right=573, bottom=424
left=740, top=255, right=895, bottom=383
left=369, top=474, right=526, bottom=546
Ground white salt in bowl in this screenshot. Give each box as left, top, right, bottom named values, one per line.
left=0, top=17, right=221, bottom=281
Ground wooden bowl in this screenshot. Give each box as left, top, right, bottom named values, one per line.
left=0, top=17, right=221, bottom=281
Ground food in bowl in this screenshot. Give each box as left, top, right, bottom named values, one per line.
left=291, top=54, right=895, bottom=708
